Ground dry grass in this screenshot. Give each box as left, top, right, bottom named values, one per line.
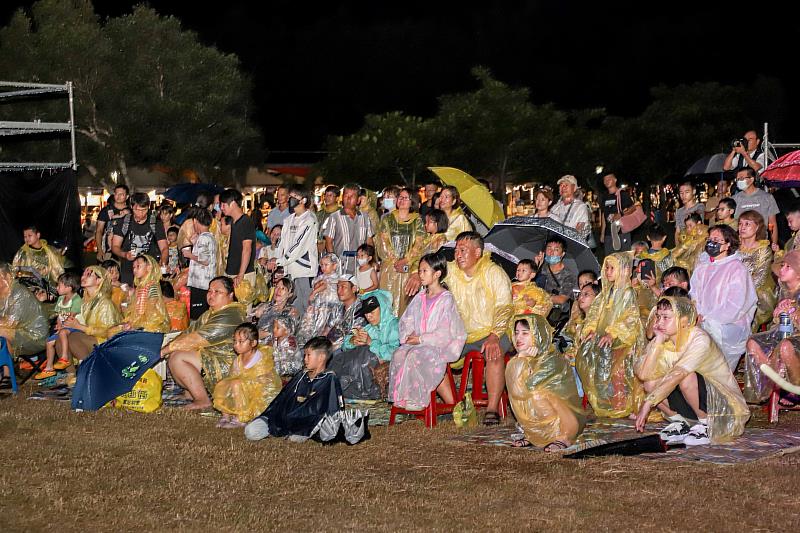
left=1, top=395, right=799, bottom=532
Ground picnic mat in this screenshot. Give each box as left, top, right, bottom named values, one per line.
left=451, top=417, right=800, bottom=465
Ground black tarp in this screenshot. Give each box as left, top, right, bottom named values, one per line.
left=0, top=169, right=83, bottom=269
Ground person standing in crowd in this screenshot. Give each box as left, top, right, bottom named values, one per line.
left=358, top=188, right=381, bottom=235
left=316, top=185, right=341, bottom=252
left=220, top=189, right=256, bottom=289
left=447, top=232, right=513, bottom=426
left=324, top=183, right=374, bottom=276
left=419, top=180, right=440, bottom=220
left=723, top=130, right=766, bottom=174
left=380, top=185, right=400, bottom=218
left=531, top=188, right=555, bottom=220
left=269, top=187, right=318, bottom=317
left=599, top=173, right=635, bottom=254
left=110, top=192, right=168, bottom=286
left=674, top=182, right=705, bottom=244
left=183, top=209, right=217, bottom=320
left=266, top=185, right=291, bottom=230
left=732, top=167, right=779, bottom=247
left=550, top=175, right=592, bottom=242
left=439, top=186, right=473, bottom=242
left=704, top=178, right=730, bottom=224
left=95, top=184, right=130, bottom=262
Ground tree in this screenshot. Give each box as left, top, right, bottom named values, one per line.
left=0, top=0, right=262, bottom=188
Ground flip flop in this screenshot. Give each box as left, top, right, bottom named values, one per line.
left=544, top=440, right=570, bottom=453
left=483, top=411, right=501, bottom=426
left=511, top=438, right=532, bottom=448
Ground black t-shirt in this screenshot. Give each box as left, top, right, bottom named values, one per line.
left=97, top=204, right=130, bottom=251
left=601, top=189, right=633, bottom=234
left=112, top=212, right=167, bottom=284
left=226, top=214, right=256, bottom=275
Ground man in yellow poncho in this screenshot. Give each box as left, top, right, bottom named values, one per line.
left=12, top=225, right=65, bottom=288
left=634, top=296, right=750, bottom=445
left=447, top=232, right=513, bottom=426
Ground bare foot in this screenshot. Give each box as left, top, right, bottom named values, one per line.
left=179, top=391, right=194, bottom=400
left=183, top=401, right=212, bottom=411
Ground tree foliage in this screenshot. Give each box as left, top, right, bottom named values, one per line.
left=0, top=0, right=262, bottom=187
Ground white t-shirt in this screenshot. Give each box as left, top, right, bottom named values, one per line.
left=187, top=232, right=217, bottom=290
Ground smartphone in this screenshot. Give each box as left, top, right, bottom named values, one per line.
left=638, top=259, right=655, bottom=281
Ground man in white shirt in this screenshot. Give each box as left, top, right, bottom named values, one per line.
left=549, top=175, right=592, bottom=241
left=723, top=130, right=766, bottom=174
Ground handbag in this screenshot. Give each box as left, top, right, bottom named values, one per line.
left=616, top=190, right=646, bottom=233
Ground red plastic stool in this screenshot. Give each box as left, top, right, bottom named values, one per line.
left=389, top=366, right=458, bottom=428
left=456, top=351, right=509, bottom=418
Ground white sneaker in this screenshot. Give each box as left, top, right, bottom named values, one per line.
left=684, top=423, right=710, bottom=446
left=659, top=421, right=691, bottom=444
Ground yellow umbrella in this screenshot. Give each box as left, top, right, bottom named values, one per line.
left=428, top=166, right=505, bottom=229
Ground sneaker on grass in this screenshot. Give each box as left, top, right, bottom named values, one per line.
left=683, top=423, right=710, bottom=446
left=659, top=421, right=692, bottom=444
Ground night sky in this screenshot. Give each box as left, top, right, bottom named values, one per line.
left=3, top=1, right=799, bottom=157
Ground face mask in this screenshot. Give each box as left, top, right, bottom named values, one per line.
left=737, top=179, right=749, bottom=190
left=383, top=198, right=396, bottom=211
left=357, top=258, right=369, bottom=266
left=545, top=255, right=562, bottom=265
left=705, top=240, right=722, bottom=257
left=212, top=203, right=220, bottom=212
left=288, top=197, right=300, bottom=210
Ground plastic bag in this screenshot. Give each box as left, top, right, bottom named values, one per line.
left=234, top=278, right=255, bottom=305
left=253, top=266, right=270, bottom=304
left=112, top=368, right=163, bottom=413
left=453, top=394, right=477, bottom=428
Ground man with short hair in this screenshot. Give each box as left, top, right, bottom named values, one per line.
left=599, top=173, right=635, bottom=254
left=550, top=175, right=592, bottom=241
left=12, top=225, right=65, bottom=287
left=267, top=185, right=291, bottom=230
left=732, top=167, right=779, bottom=246
left=723, top=130, right=766, bottom=174
left=327, top=274, right=366, bottom=350
left=674, top=182, right=705, bottom=243
left=419, top=181, right=440, bottom=220
left=317, top=185, right=341, bottom=252
left=535, top=236, right=578, bottom=324
left=111, top=192, right=168, bottom=285
left=95, top=184, right=130, bottom=261
left=446, top=231, right=513, bottom=425
left=324, top=183, right=375, bottom=275
left=220, top=189, right=256, bottom=289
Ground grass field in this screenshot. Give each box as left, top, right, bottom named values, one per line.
left=1, top=394, right=799, bottom=532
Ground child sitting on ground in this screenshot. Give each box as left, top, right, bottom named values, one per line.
left=245, top=336, right=346, bottom=443
left=577, top=269, right=598, bottom=290
left=634, top=296, right=749, bottom=445
left=34, top=271, right=83, bottom=379
left=511, top=259, right=552, bottom=318
left=271, top=312, right=301, bottom=377
left=160, top=280, right=189, bottom=331
left=296, top=253, right=343, bottom=344
left=213, top=322, right=282, bottom=429
left=356, top=243, right=379, bottom=293
left=639, top=224, right=674, bottom=279
left=101, top=259, right=128, bottom=311
left=672, top=213, right=707, bottom=274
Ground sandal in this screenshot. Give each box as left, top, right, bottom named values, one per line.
left=53, top=359, right=71, bottom=371
left=483, top=411, right=501, bottom=426
left=778, top=392, right=800, bottom=408
left=511, top=438, right=532, bottom=448
left=34, top=370, right=57, bottom=380
left=544, top=440, right=570, bottom=453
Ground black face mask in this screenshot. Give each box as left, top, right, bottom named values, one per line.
left=288, top=197, right=300, bottom=210
left=705, top=240, right=723, bottom=257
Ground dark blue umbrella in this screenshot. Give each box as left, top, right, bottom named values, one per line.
left=71, top=330, right=164, bottom=411
left=163, top=183, right=225, bottom=205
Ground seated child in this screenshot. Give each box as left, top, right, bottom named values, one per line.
left=672, top=213, right=707, bottom=273
left=511, top=259, right=553, bottom=318
left=639, top=224, right=673, bottom=281
left=577, top=270, right=598, bottom=290
left=245, top=336, right=345, bottom=442
left=160, top=280, right=189, bottom=332
left=101, top=259, right=128, bottom=311
left=355, top=243, right=379, bottom=293
left=34, top=271, right=83, bottom=379
left=328, top=290, right=399, bottom=400
left=213, top=322, right=282, bottom=428
left=296, top=253, right=343, bottom=344
left=507, top=315, right=586, bottom=451
left=714, top=197, right=738, bottom=230
left=634, top=296, right=750, bottom=445
left=422, top=208, right=448, bottom=255
left=271, top=312, right=301, bottom=377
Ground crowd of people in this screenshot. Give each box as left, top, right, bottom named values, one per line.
left=2, top=129, right=798, bottom=448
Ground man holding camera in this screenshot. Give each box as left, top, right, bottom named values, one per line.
left=723, top=130, right=766, bottom=174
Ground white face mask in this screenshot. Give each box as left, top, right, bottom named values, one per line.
left=357, top=258, right=369, bottom=266
left=382, top=198, right=396, bottom=211
left=737, top=179, right=749, bottom=190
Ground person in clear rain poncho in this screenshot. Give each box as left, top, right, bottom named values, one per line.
left=576, top=252, right=645, bottom=418
left=634, top=296, right=749, bottom=445
left=0, top=263, right=48, bottom=371
left=507, top=314, right=586, bottom=451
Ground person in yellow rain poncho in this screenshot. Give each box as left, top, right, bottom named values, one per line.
left=507, top=314, right=586, bottom=451
left=737, top=210, right=777, bottom=330
left=358, top=188, right=381, bottom=239
left=577, top=252, right=645, bottom=418
left=671, top=213, right=707, bottom=274
left=634, top=296, right=749, bottom=445
left=0, top=262, right=48, bottom=363
left=162, top=276, right=246, bottom=410
left=110, top=255, right=170, bottom=335
left=439, top=186, right=473, bottom=242
left=402, top=208, right=450, bottom=299
left=510, top=259, right=552, bottom=319
left=447, top=232, right=513, bottom=425
left=213, top=323, right=282, bottom=428
left=375, top=187, right=426, bottom=316
left=12, top=225, right=65, bottom=287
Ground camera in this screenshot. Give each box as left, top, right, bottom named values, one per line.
left=732, top=138, right=747, bottom=149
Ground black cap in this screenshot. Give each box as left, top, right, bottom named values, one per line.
left=355, top=295, right=380, bottom=318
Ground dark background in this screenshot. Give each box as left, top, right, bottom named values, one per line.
left=3, top=1, right=798, bottom=153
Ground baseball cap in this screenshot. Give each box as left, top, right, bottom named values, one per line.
left=355, top=295, right=380, bottom=318
left=338, top=274, right=357, bottom=286
left=557, top=175, right=578, bottom=187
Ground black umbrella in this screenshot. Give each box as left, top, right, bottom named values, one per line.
left=684, top=153, right=729, bottom=178
left=565, top=434, right=681, bottom=458
left=439, top=241, right=519, bottom=279
left=164, top=183, right=226, bottom=205
left=484, top=216, right=600, bottom=276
